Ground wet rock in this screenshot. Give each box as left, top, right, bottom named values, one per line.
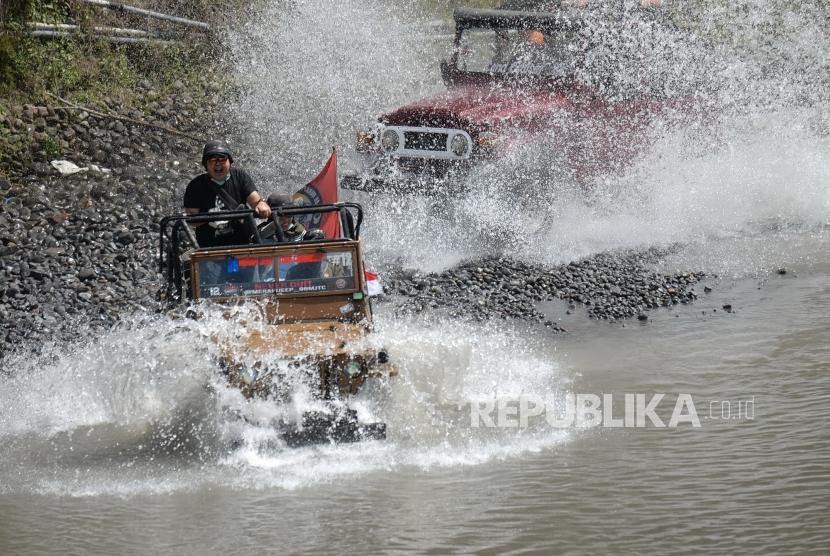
left=115, top=229, right=135, bottom=245
left=49, top=210, right=70, bottom=225
left=387, top=250, right=705, bottom=327
left=0, top=95, right=198, bottom=362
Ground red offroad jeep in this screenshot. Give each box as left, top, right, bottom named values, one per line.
left=343, top=3, right=696, bottom=195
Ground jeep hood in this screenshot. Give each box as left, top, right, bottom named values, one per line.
left=381, top=84, right=577, bottom=131
left=221, top=321, right=371, bottom=361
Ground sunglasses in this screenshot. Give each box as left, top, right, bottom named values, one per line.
left=207, top=155, right=229, bottom=162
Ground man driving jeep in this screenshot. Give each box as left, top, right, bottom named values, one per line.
left=183, top=140, right=272, bottom=246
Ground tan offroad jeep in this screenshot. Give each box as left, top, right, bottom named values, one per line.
left=158, top=202, right=396, bottom=445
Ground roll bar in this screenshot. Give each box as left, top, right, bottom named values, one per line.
left=453, top=7, right=583, bottom=29
left=158, top=202, right=364, bottom=274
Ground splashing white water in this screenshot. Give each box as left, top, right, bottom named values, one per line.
left=358, top=106, right=829, bottom=273
left=0, top=316, right=213, bottom=438
left=215, top=314, right=574, bottom=489
left=0, top=310, right=572, bottom=495
left=225, top=0, right=448, bottom=189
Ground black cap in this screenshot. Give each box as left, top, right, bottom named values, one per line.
left=201, top=140, right=234, bottom=167
left=267, top=193, right=295, bottom=208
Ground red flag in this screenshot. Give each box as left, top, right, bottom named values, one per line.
left=365, top=270, right=383, bottom=296
left=293, top=149, right=341, bottom=239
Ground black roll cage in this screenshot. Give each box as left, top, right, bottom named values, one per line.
left=158, top=203, right=364, bottom=302
left=453, top=7, right=580, bottom=30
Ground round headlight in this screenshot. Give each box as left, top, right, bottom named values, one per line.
left=345, top=360, right=362, bottom=377
left=450, top=134, right=470, bottom=156
left=381, top=129, right=400, bottom=152
left=239, top=364, right=258, bottom=385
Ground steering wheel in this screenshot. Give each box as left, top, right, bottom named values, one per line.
left=256, top=219, right=278, bottom=241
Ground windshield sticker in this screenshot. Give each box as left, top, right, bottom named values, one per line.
left=239, top=280, right=330, bottom=296
left=197, top=249, right=357, bottom=299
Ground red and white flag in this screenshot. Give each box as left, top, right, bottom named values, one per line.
left=365, top=270, right=383, bottom=297
left=293, top=149, right=341, bottom=239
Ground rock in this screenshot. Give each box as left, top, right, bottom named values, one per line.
left=637, top=314, right=648, bottom=321
left=50, top=210, right=70, bottom=225
left=78, top=268, right=96, bottom=280
left=29, top=267, right=50, bottom=280
left=722, top=304, right=733, bottom=312
left=777, top=268, right=787, bottom=275
left=115, top=230, right=134, bottom=245
left=391, top=251, right=705, bottom=325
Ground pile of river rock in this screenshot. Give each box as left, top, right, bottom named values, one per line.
left=0, top=85, right=706, bottom=360
left=0, top=81, right=207, bottom=359
left=384, top=252, right=703, bottom=331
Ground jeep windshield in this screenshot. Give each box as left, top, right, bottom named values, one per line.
left=451, top=9, right=584, bottom=82
left=456, top=27, right=580, bottom=79
left=194, top=247, right=357, bottom=300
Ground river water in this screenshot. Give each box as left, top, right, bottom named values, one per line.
left=1, top=235, right=829, bottom=554
left=2, top=1, right=829, bottom=554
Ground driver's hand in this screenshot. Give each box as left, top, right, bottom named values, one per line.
left=255, top=200, right=272, bottom=219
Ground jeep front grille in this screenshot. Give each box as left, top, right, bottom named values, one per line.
left=404, top=131, right=448, bottom=152
left=380, top=125, right=473, bottom=160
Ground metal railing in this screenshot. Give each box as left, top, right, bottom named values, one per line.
left=23, top=0, right=210, bottom=45
left=78, top=0, right=210, bottom=31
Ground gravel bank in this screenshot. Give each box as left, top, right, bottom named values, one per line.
left=382, top=251, right=704, bottom=330
left=0, top=84, right=205, bottom=359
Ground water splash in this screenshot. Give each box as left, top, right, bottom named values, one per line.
left=0, top=310, right=572, bottom=496
left=213, top=315, right=574, bottom=490
left=358, top=106, right=829, bottom=274
left=224, top=0, right=448, bottom=189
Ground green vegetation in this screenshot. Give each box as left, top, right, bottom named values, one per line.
left=0, top=0, right=233, bottom=105
left=0, top=1, right=241, bottom=179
